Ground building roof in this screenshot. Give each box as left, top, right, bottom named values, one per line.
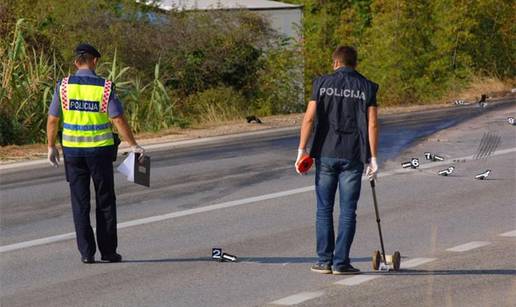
left=156, top=0, right=302, bottom=11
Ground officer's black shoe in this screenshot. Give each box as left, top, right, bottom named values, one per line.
left=332, top=264, right=361, bottom=275
left=81, top=256, right=95, bottom=264
left=101, top=253, right=122, bottom=263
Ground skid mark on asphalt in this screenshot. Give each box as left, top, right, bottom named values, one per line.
left=270, top=291, right=325, bottom=306
left=446, top=241, right=491, bottom=252
left=499, top=230, right=516, bottom=237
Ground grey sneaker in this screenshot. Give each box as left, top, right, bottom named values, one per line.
left=332, top=264, right=361, bottom=275
left=310, top=263, right=332, bottom=274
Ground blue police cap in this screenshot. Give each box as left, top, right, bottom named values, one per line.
left=75, top=43, right=101, bottom=58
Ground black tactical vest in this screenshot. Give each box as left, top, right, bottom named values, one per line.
left=309, top=67, right=378, bottom=163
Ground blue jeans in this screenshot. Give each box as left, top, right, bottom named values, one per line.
left=315, top=157, right=364, bottom=268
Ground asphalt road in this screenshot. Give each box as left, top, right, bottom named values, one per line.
left=0, top=99, right=515, bottom=307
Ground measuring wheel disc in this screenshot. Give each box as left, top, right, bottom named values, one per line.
left=392, top=251, right=401, bottom=271
left=372, top=250, right=381, bottom=270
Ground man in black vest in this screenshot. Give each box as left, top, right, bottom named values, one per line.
left=295, top=46, right=379, bottom=275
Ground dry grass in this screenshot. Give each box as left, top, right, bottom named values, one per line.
left=447, top=76, right=515, bottom=103
left=0, top=104, right=456, bottom=163
left=0, top=143, right=47, bottom=161
left=2, top=86, right=513, bottom=163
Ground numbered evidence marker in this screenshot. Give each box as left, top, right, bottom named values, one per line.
left=402, top=158, right=420, bottom=169
left=425, top=152, right=445, bottom=162
left=221, top=253, right=238, bottom=262
left=438, top=166, right=455, bottom=176
left=507, top=117, right=515, bottom=125
left=475, top=169, right=491, bottom=180
left=212, top=249, right=238, bottom=262
left=212, top=248, right=223, bottom=261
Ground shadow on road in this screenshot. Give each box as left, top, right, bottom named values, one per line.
left=122, top=256, right=371, bottom=264
left=240, top=256, right=371, bottom=264
left=373, top=269, right=516, bottom=276
left=123, top=257, right=212, bottom=263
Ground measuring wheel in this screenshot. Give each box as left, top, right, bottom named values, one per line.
left=392, top=251, right=401, bottom=271
left=372, top=250, right=381, bottom=271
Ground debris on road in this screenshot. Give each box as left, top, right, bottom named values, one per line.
left=478, top=94, right=488, bottom=108
left=438, top=166, right=455, bottom=176
left=507, top=117, right=515, bottom=125
left=246, top=115, right=262, bottom=124
left=221, top=253, right=238, bottom=262
left=475, top=169, right=491, bottom=180
left=452, top=159, right=467, bottom=163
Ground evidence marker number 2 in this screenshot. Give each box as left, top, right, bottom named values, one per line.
left=212, top=248, right=223, bottom=260
left=212, top=248, right=238, bottom=262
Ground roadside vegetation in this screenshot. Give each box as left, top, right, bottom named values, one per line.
left=1, top=0, right=514, bottom=146
left=285, top=0, right=514, bottom=105
left=0, top=0, right=302, bottom=145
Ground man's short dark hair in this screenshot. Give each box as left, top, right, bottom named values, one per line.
left=75, top=53, right=96, bottom=65
left=332, top=46, right=357, bottom=67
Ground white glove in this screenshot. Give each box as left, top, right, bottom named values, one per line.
left=48, top=146, right=60, bottom=167
left=131, top=144, right=145, bottom=161
left=366, top=157, right=378, bottom=181
left=295, top=148, right=308, bottom=175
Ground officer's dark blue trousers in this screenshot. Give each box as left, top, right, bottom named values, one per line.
left=65, top=153, right=117, bottom=258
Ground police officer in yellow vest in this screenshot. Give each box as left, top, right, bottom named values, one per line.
left=46, top=43, right=144, bottom=264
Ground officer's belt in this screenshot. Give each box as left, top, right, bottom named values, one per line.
left=62, top=132, right=113, bottom=143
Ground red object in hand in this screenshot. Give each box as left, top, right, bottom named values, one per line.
left=298, top=155, right=314, bottom=173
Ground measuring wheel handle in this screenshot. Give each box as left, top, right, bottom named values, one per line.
left=370, top=178, right=376, bottom=188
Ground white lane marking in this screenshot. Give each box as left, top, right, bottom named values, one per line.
left=271, top=291, right=325, bottom=306
left=400, top=257, right=436, bottom=269
left=0, top=186, right=313, bottom=253
left=2, top=147, right=516, bottom=253
left=499, top=230, right=516, bottom=237
left=116, top=186, right=313, bottom=229
left=0, top=233, right=76, bottom=253
left=335, top=258, right=436, bottom=286
left=446, top=241, right=491, bottom=252
left=334, top=275, right=380, bottom=286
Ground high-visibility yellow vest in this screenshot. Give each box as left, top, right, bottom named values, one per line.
left=60, top=76, right=114, bottom=148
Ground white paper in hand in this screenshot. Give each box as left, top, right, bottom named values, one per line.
left=117, top=152, right=135, bottom=182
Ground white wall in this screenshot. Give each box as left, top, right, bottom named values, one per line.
left=256, top=8, right=302, bottom=41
